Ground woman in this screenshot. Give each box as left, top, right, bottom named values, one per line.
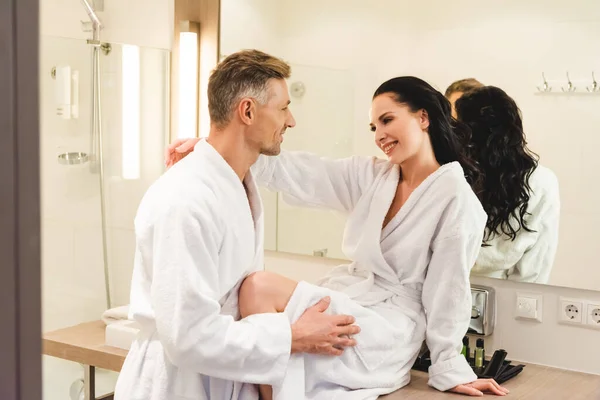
left=455, top=86, right=560, bottom=283
left=167, top=77, right=508, bottom=398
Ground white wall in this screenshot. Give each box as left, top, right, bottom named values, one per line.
left=222, top=0, right=600, bottom=290
left=221, top=0, right=600, bottom=376
left=264, top=251, right=600, bottom=374
left=219, top=0, right=283, bottom=56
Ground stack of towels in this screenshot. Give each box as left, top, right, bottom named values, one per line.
left=102, top=305, right=140, bottom=350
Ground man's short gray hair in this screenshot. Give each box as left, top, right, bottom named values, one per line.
left=207, top=49, right=291, bottom=128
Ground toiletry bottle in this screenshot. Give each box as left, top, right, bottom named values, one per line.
left=475, top=338, right=485, bottom=369
left=461, top=336, right=470, bottom=360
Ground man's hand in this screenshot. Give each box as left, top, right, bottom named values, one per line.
left=291, top=296, right=360, bottom=356
left=450, top=379, right=509, bottom=396
left=164, top=138, right=201, bottom=168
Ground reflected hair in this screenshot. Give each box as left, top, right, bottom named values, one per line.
left=445, top=78, right=484, bottom=98
left=373, top=76, right=483, bottom=196
left=455, top=86, right=539, bottom=241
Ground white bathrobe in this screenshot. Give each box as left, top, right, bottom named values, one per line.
left=114, top=140, right=291, bottom=400
left=252, top=151, right=487, bottom=399
left=471, top=164, right=560, bottom=283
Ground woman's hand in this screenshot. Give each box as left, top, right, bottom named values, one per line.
left=164, top=138, right=201, bottom=168
left=450, top=379, right=509, bottom=396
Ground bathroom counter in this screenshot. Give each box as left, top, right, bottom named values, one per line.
left=43, top=320, right=127, bottom=372
left=382, top=364, right=600, bottom=399
left=43, top=321, right=600, bottom=399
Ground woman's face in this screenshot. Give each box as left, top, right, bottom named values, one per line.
left=369, top=94, right=429, bottom=165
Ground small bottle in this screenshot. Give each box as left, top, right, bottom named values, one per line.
left=461, top=336, right=470, bottom=360
left=474, top=338, right=485, bottom=369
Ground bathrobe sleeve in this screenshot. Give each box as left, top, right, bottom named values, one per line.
left=422, top=231, right=482, bottom=392
left=508, top=178, right=560, bottom=284
left=251, top=151, right=381, bottom=213
left=149, top=201, right=292, bottom=385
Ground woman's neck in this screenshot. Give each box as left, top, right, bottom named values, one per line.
left=400, top=148, right=440, bottom=188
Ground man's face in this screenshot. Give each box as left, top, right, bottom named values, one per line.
left=448, top=91, right=463, bottom=119
left=250, top=79, right=296, bottom=156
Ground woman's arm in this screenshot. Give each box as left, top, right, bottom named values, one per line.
left=165, top=138, right=384, bottom=213
left=251, top=151, right=383, bottom=213
left=422, top=232, right=482, bottom=392
left=422, top=197, right=508, bottom=396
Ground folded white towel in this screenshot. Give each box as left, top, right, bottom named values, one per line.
left=101, top=305, right=130, bottom=326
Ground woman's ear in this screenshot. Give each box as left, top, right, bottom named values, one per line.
left=420, top=109, right=430, bottom=131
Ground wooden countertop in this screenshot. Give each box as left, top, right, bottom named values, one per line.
left=43, top=321, right=600, bottom=399
left=43, top=320, right=127, bottom=372
left=382, top=364, right=600, bottom=399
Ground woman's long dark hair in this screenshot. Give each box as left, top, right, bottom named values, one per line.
left=373, top=76, right=483, bottom=197
left=455, top=86, right=539, bottom=241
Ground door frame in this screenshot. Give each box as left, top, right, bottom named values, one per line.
left=0, top=0, right=42, bottom=399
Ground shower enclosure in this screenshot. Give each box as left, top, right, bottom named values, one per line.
left=41, top=1, right=170, bottom=398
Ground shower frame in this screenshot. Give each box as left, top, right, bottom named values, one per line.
left=80, top=0, right=112, bottom=311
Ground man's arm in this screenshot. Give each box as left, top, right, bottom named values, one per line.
left=148, top=201, right=359, bottom=386
left=149, top=202, right=291, bottom=385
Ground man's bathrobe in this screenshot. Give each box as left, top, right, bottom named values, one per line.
left=114, top=140, right=291, bottom=400
left=471, top=164, right=560, bottom=284
left=251, top=151, right=488, bottom=400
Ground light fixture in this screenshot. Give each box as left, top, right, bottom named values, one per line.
left=178, top=20, right=200, bottom=139
left=122, top=44, right=140, bottom=180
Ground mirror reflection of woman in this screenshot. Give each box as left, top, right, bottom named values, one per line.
left=454, top=86, right=560, bottom=283
left=167, top=77, right=509, bottom=398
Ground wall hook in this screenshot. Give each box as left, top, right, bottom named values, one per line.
left=587, top=71, right=599, bottom=92
left=536, top=72, right=551, bottom=92
left=561, top=71, right=576, bottom=92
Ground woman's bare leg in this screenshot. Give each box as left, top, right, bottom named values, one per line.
left=239, top=271, right=299, bottom=400
left=239, top=271, right=299, bottom=317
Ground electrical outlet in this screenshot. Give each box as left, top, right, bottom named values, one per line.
left=585, top=303, right=600, bottom=328
left=558, top=297, right=583, bottom=324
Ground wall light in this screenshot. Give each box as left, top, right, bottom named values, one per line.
left=178, top=21, right=200, bottom=139
left=122, top=44, right=140, bottom=180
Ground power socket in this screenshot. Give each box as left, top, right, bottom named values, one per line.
left=585, top=303, right=600, bottom=328
left=558, top=297, right=583, bottom=324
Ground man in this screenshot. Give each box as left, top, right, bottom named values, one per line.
left=114, top=50, right=360, bottom=400
left=444, top=78, right=484, bottom=118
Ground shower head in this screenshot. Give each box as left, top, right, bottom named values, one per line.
left=80, top=0, right=102, bottom=28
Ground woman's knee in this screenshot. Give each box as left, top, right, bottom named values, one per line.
left=239, top=271, right=298, bottom=316
left=240, top=271, right=271, bottom=300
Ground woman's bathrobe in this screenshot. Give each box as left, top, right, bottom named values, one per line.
left=471, top=164, right=560, bottom=284
left=252, top=151, right=488, bottom=400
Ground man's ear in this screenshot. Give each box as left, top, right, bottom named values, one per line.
left=238, top=98, right=255, bottom=125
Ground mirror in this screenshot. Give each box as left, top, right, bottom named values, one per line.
left=220, top=0, right=600, bottom=292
